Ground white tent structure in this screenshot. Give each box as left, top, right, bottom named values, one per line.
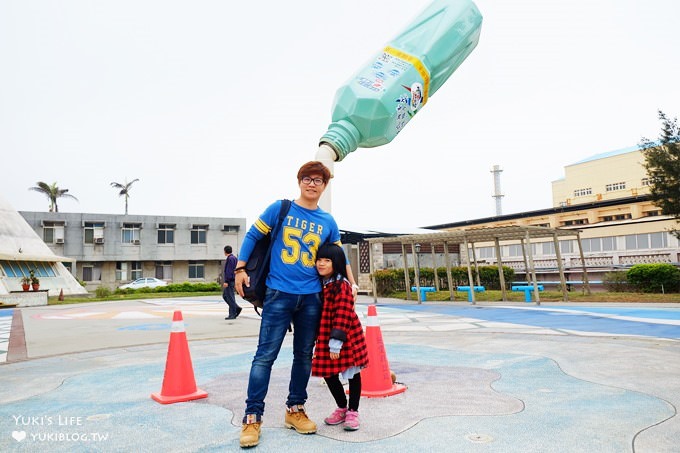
left=0, top=194, right=87, bottom=297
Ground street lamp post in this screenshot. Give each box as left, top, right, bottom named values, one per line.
left=414, top=243, right=422, bottom=304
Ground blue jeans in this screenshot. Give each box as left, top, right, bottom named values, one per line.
left=221, top=281, right=239, bottom=318
left=245, top=288, right=322, bottom=417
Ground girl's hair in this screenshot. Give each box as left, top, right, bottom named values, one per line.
left=316, top=243, right=347, bottom=280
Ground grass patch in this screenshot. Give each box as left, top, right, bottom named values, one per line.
left=392, top=290, right=680, bottom=303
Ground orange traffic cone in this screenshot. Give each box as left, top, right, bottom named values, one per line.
left=151, top=310, right=208, bottom=404
left=360, top=305, right=407, bottom=398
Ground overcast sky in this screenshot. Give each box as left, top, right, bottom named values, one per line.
left=1, top=0, right=678, bottom=231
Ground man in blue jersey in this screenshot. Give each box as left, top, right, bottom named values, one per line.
left=234, top=161, right=357, bottom=448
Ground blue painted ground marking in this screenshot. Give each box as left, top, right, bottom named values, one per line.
left=0, top=345, right=673, bottom=452
left=549, top=305, right=680, bottom=320
left=391, top=305, right=680, bottom=339
left=0, top=309, right=13, bottom=317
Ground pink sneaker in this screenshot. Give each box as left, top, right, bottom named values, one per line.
left=324, top=407, right=347, bottom=425
left=343, top=410, right=360, bottom=431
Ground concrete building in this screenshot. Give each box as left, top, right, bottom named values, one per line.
left=0, top=195, right=86, bottom=300
left=424, top=146, right=680, bottom=283
left=358, top=145, right=679, bottom=289
left=19, top=211, right=246, bottom=292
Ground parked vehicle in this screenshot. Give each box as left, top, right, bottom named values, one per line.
left=119, top=277, right=167, bottom=290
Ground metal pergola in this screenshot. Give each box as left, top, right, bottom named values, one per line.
left=366, top=225, right=589, bottom=305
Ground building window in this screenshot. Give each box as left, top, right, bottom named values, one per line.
left=155, top=261, right=173, bottom=280
left=573, top=188, right=592, bottom=197
left=222, top=225, right=240, bottom=233
left=602, top=237, right=616, bottom=251
left=122, top=223, right=142, bottom=244
left=191, top=225, right=208, bottom=244
left=158, top=224, right=175, bottom=244
left=600, top=214, right=632, bottom=222
left=82, top=264, right=101, bottom=282
left=188, top=261, right=205, bottom=279
left=626, top=234, right=645, bottom=250
left=605, top=182, right=626, bottom=192
left=541, top=242, right=555, bottom=255
left=562, top=219, right=588, bottom=226
left=582, top=238, right=602, bottom=253
left=625, top=232, right=668, bottom=250
left=131, top=262, right=142, bottom=280
left=83, top=266, right=93, bottom=282
left=538, top=240, right=573, bottom=255
left=560, top=240, right=573, bottom=253
left=116, top=262, right=128, bottom=281
left=505, top=244, right=524, bottom=257
left=644, top=210, right=661, bottom=217
left=43, top=221, right=65, bottom=244
left=475, top=247, right=495, bottom=259
left=650, top=232, right=668, bottom=248
left=84, top=222, right=105, bottom=244
left=641, top=177, right=650, bottom=186
left=1, top=260, right=56, bottom=278
left=116, top=261, right=143, bottom=281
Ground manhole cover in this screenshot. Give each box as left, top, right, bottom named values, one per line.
left=466, top=433, right=494, bottom=443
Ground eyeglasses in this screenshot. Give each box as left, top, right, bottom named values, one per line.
left=301, top=176, right=325, bottom=186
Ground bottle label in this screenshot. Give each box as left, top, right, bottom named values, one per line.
left=383, top=46, right=430, bottom=105
left=354, top=46, right=430, bottom=135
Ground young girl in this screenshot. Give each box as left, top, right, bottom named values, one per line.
left=311, top=243, right=369, bottom=431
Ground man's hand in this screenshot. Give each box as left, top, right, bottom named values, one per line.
left=330, top=352, right=339, bottom=360
left=235, top=271, right=249, bottom=297
left=222, top=282, right=228, bottom=288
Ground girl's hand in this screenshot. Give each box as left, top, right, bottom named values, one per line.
left=330, top=352, right=339, bottom=360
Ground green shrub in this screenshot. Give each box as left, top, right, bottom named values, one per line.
left=476, top=266, right=515, bottom=290
left=113, top=281, right=222, bottom=295
left=373, top=269, right=403, bottom=296
left=95, top=286, right=111, bottom=298
left=372, top=265, right=515, bottom=295
left=627, top=264, right=680, bottom=293
left=603, top=271, right=632, bottom=292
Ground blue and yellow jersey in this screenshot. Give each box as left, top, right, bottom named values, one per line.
left=240, top=200, right=342, bottom=295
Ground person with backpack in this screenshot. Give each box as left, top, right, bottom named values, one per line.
left=234, top=161, right=357, bottom=448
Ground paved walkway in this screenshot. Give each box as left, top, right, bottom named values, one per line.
left=1, top=296, right=679, bottom=452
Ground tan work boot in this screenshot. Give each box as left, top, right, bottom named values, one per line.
left=240, top=414, right=261, bottom=448
left=284, top=405, right=317, bottom=434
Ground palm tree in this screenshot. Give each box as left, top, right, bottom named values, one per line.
left=110, top=178, right=140, bottom=215
left=28, top=181, right=78, bottom=212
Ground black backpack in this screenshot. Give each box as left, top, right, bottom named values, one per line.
left=242, top=199, right=291, bottom=313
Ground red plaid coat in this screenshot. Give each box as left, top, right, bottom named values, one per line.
left=311, top=277, right=368, bottom=378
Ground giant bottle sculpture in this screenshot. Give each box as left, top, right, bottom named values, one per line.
left=317, top=0, right=483, bottom=164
